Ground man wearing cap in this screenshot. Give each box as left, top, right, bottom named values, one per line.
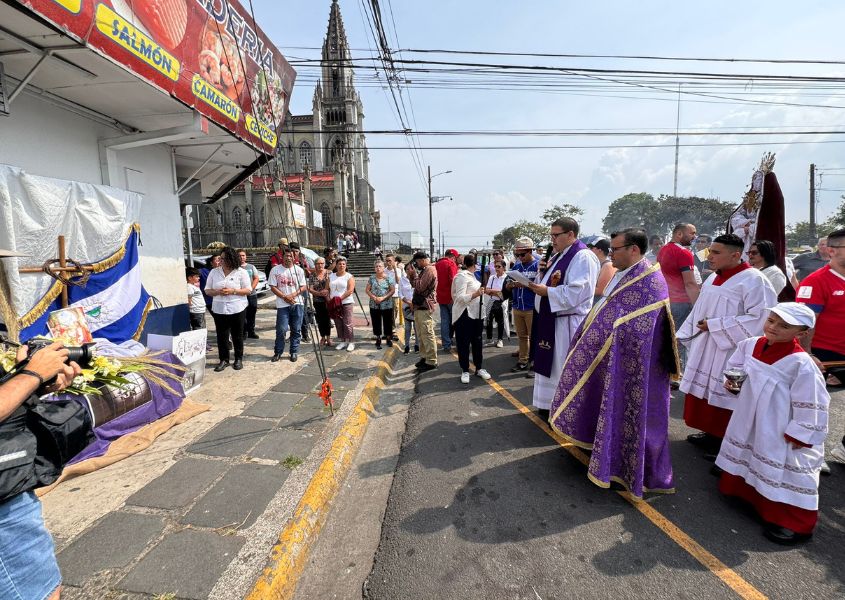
left=434, top=249, right=460, bottom=352
left=678, top=233, right=777, bottom=461
left=409, top=251, right=439, bottom=371
left=715, top=302, right=828, bottom=545
left=266, top=238, right=289, bottom=278
left=506, top=237, right=538, bottom=371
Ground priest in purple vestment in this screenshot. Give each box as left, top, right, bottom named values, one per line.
left=549, top=228, right=680, bottom=499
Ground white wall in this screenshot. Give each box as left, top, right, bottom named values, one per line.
left=0, top=95, right=185, bottom=308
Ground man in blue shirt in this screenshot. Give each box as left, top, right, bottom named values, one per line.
left=506, top=237, right=538, bottom=371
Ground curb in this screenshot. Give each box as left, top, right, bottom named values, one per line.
left=244, top=344, right=402, bottom=600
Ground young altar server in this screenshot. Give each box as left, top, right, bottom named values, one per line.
left=716, top=302, right=829, bottom=545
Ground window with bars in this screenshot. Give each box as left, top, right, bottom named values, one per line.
left=299, top=141, right=312, bottom=168
left=232, top=207, right=243, bottom=229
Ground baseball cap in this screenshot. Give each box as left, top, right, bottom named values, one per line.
left=769, top=302, right=816, bottom=328
left=591, top=238, right=610, bottom=254
left=278, top=237, right=289, bottom=246
left=445, top=249, right=459, bottom=257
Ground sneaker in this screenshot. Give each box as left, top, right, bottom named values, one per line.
left=460, top=372, right=470, bottom=384
left=347, top=343, right=355, bottom=352
left=414, top=345, right=420, bottom=353
left=290, top=353, right=298, bottom=362
left=247, top=332, right=260, bottom=339
left=417, top=362, right=437, bottom=372
left=476, top=369, right=491, bottom=381
left=511, top=362, right=528, bottom=372
left=830, top=441, right=845, bottom=463
left=495, top=340, right=503, bottom=349
left=336, top=342, right=347, bottom=351
left=271, top=354, right=282, bottom=362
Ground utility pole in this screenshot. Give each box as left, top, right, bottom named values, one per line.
left=428, top=165, right=433, bottom=257
left=673, top=83, right=681, bottom=199
left=810, top=163, right=817, bottom=241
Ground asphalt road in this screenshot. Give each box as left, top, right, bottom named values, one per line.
left=363, top=343, right=845, bottom=600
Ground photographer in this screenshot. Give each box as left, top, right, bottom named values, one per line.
left=1, top=341, right=81, bottom=600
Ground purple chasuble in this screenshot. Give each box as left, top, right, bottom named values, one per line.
left=532, top=240, right=588, bottom=378
left=549, top=260, right=678, bottom=499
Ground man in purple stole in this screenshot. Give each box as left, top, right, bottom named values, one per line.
left=526, top=217, right=599, bottom=420
left=549, top=228, right=680, bottom=499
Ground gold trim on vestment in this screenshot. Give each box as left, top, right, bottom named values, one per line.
left=586, top=472, right=676, bottom=501
left=18, top=224, right=141, bottom=329
left=548, top=424, right=595, bottom=450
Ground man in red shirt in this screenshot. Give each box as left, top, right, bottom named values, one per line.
left=657, top=223, right=701, bottom=366
left=434, top=249, right=460, bottom=351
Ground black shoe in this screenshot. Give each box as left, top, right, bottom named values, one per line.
left=391, top=334, right=399, bottom=341
left=404, top=345, right=410, bottom=355
left=415, top=358, right=427, bottom=368
left=709, top=464, right=724, bottom=477
left=302, top=335, right=311, bottom=343
left=386, top=338, right=393, bottom=347
left=686, top=432, right=713, bottom=447
left=214, top=361, right=229, bottom=372
left=670, top=380, right=680, bottom=390
left=511, top=362, right=528, bottom=372
left=290, top=353, right=298, bottom=362
left=271, top=354, right=282, bottom=362
left=247, top=332, right=260, bottom=339
left=763, top=523, right=811, bottom=546
left=416, top=362, right=437, bottom=372
left=376, top=342, right=382, bottom=350
left=414, top=345, right=419, bottom=353
left=703, top=452, right=718, bottom=462
left=233, top=359, right=243, bottom=370
left=537, top=408, right=550, bottom=421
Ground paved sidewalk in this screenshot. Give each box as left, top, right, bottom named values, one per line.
left=43, top=288, right=394, bottom=599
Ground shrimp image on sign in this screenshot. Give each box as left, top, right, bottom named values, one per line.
left=199, top=23, right=245, bottom=102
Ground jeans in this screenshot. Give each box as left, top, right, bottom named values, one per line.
left=274, top=304, right=304, bottom=355
left=670, top=301, right=693, bottom=367
left=438, top=303, right=453, bottom=349
left=455, top=311, right=483, bottom=372
left=486, top=301, right=504, bottom=341
left=244, top=294, right=258, bottom=335
left=212, top=309, right=245, bottom=362
left=415, top=308, right=437, bottom=365
left=0, top=493, right=61, bottom=600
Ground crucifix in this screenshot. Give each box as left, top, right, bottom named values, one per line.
left=18, top=235, right=94, bottom=308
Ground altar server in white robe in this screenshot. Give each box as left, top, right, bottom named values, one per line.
left=527, top=218, right=599, bottom=419
left=716, top=303, right=828, bottom=545
left=678, top=234, right=777, bottom=455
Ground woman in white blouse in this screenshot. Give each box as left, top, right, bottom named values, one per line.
left=748, top=240, right=786, bottom=295
left=204, top=246, right=252, bottom=371
left=451, top=254, right=492, bottom=384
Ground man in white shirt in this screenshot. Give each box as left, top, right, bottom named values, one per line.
left=269, top=249, right=307, bottom=363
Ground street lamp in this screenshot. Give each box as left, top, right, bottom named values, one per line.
left=428, top=166, right=453, bottom=257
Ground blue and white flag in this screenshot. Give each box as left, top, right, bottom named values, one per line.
left=20, top=228, right=151, bottom=343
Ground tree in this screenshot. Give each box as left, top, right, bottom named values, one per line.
left=492, top=220, right=548, bottom=249
left=787, top=216, right=840, bottom=248
left=541, top=203, right=584, bottom=225
left=831, top=198, right=845, bottom=229
left=655, top=195, right=736, bottom=236
left=601, top=193, right=661, bottom=236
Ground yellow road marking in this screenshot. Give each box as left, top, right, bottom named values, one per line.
left=485, top=376, right=768, bottom=600
left=246, top=349, right=399, bottom=600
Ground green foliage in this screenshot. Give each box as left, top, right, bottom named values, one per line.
left=541, top=203, right=584, bottom=225
left=601, top=193, right=735, bottom=237
left=831, top=198, right=845, bottom=229
left=601, top=193, right=661, bottom=236
left=282, top=455, right=304, bottom=469
left=492, top=220, right=548, bottom=249
left=786, top=216, right=841, bottom=247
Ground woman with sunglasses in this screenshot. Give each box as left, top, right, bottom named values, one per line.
left=748, top=240, right=786, bottom=295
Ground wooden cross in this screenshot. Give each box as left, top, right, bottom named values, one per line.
left=18, top=235, right=94, bottom=307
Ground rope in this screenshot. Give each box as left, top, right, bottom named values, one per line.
left=41, top=258, right=91, bottom=287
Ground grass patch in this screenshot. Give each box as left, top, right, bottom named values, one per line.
left=282, top=455, right=304, bottom=469
left=154, top=594, right=177, bottom=600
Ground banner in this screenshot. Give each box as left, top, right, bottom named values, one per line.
left=312, top=209, right=323, bottom=229
left=289, top=202, right=306, bottom=228
left=13, top=0, right=296, bottom=154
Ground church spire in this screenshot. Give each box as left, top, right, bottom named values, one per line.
left=322, top=0, right=350, bottom=65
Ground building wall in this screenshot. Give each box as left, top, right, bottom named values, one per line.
left=0, top=95, right=189, bottom=335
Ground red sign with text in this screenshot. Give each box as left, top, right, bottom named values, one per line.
left=15, top=0, right=295, bottom=154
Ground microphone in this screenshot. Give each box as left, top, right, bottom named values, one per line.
left=539, top=243, right=554, bottom=274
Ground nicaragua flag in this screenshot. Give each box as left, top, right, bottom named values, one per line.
left=20, top=227, right=152, bottom=343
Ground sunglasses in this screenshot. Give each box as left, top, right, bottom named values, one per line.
left=747, top=249, right=760, bottom=256
left=514, top=251, right=528, bottom=257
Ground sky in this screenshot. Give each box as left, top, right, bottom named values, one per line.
left=252, top=1, right=845, bottom=250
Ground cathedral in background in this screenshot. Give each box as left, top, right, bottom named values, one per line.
left=190, top=0, right=380, bottom=251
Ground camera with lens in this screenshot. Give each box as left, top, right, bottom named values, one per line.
left=26, top=338, right=95, bottom=368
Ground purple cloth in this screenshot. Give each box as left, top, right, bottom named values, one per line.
left=549, top=261, right=676, bottom=498
left=533, top=240, right=588, bottom=378
left=51, top=352, right=186, bottom=464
